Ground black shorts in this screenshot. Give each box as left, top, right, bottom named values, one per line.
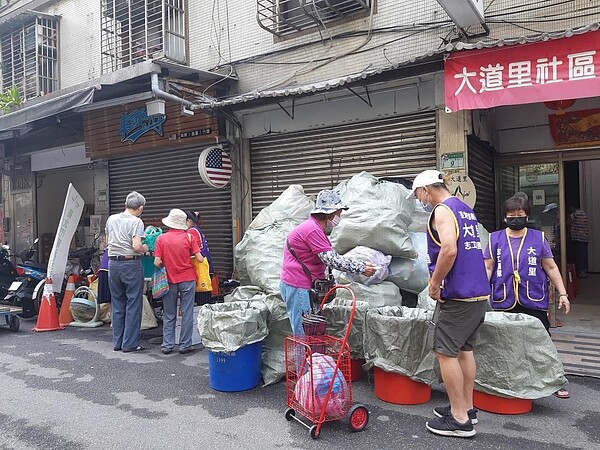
left=433, top=299, right=488, bottom=357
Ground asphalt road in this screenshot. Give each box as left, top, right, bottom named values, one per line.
left=1, top=319, right=599, bottom=450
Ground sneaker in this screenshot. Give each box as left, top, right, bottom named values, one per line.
left=426, top=415, right=476, bottom=438
left=161, top=348, right=173, bottom=355
left=433, top=405, right=478, bottom=425
left=179, top=347, right=195, bottom=354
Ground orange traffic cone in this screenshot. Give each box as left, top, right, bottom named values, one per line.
left=33, top=278, right=65, bottom=332
left=58, top=275, right=76, bottom=326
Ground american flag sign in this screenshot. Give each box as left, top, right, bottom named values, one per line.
left=199, top=146, right=232, bottom=188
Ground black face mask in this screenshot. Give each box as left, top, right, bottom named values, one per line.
left=505, top=217, right=528, bottom=230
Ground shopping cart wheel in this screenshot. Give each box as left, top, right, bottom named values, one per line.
left=309, top=425, right=320, bottom=439
left=8, top=316, right=19, bottom=332
left=284, top=408, right=295, bottom=421
left=347, top=404, right=369, bottom=432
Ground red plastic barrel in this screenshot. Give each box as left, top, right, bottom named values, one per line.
left=373, top=367, right=431, bottom=405
left=350, top=358, right=365, bottom=382
left=473, top=390, right=532, bottom=415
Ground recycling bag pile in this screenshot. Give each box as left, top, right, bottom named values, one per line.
left=197, top=171, right=566, bottom=397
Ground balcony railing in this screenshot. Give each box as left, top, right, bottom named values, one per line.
left=257, top=0, right=371, bottom=37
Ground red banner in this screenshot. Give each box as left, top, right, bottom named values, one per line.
left=549, top=108, right=600, bottom=147
left=444, top=31, right=600, bottom=112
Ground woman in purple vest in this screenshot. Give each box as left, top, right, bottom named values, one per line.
left=484, top=195, right=571, bottom=398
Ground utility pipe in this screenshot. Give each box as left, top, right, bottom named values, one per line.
left=150, top=72, right=194, bottom=108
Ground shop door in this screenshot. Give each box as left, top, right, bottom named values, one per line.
left=108, top=147, right=234, bottom=278
left=498, top=162, right=560, bottom=243
left=9, top=166, right=35, bottom=256
left=249, top=111, right=437, bottom=217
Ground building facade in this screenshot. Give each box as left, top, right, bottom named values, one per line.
left=1, top=0, right=599, bottom=302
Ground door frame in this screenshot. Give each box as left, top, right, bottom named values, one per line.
left=496, top=147, right=600, bottom=284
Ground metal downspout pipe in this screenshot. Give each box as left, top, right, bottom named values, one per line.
left=150, top=72, right=194, bottom=108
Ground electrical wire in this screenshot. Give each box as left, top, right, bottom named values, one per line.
left=202, top=65, right=235, bottom=94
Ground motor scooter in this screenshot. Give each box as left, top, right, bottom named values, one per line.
left=0, top=244, right=18, bottom=300
left=3, top=238, right=47, bottom=318
left=26, top=238, right=101, bottom=318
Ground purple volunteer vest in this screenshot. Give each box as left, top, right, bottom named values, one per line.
left=489, top=228, right=549, bottom=311
left=427, top=197, right=490, bottom=301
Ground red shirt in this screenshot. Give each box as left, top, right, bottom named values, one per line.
left=154, top=230, right=200, bottom=284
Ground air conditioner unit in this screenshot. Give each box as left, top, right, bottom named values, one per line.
left=435, top=0, right=485, bottom=28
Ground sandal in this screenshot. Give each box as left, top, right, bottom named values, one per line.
left=553, top=389, right=570, bottom=399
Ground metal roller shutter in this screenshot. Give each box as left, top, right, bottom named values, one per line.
left=249, top=111, right=437, bottom=216
left=108, top=147, right=233, bottom=277
left=468, top=135, right=496, bottom=232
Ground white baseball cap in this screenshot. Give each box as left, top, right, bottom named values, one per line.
left=406, top=170, right=444, bottom=199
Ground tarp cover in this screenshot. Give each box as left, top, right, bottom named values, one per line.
left=322, top=297, right=370, bottom=359
left=226, top=286, right=291, bottom=386
left=197, top=300, right=269, bottom=353
left=330, top=172, right=417, bottom=258
left=335, top=280, right=402, bottom=308
left=475, top=311, right=567, bottom=398
left=363, top=306, right=437, bottom=384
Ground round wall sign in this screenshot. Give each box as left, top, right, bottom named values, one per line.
left=198, top=146, right=232, bottom=188
left=447, top=171, right=477, bottom=209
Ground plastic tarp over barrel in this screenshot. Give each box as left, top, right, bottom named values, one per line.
left=197, top=301, right=269, bottom=353
left=322, top=298, right=370, bottom=360
left=475, top=311, right=567, bottom=399
left=363, top=306, right=437, bottom=385
left=226, top=285, right=291, bottom=386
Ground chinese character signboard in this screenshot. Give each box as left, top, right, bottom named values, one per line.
left=444, top=31, right=600, bottom=112
left=548, top=108, right=600, bottom=147
left=447, top=171, right=477, bottom=209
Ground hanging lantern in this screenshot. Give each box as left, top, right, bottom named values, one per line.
left=544, top=99, right=576, bottom=115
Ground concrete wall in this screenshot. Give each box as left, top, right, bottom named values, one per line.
left=480, top=97, right=600, bottom=153
left=190, top=0, right=597, bottom=93
left=0, top=0, right=592, bottom=94
left=237, top=75, right=439, bottom=138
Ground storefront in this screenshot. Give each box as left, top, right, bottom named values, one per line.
left=236, top=76, right=441, bottom=217
left=446, top=27, right=600, bottom=375
left=83, top=99, right=235, bottom=278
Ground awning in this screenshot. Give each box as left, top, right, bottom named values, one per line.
left=0, top=87, right=96, bottom=133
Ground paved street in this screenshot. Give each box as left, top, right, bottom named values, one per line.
left=1, top=321, right=599, bottom=450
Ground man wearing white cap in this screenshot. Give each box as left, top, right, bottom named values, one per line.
left=154, top=209, right=204, bottom=354
left=280, top=189, right=377, bottom=335
left=407, top=170, right=490, bottom=438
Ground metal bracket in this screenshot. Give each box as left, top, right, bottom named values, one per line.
left=346, top=85, right=372, bottom=107
left=276, top=98, right=295, bottom=120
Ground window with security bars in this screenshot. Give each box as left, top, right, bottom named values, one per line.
left=257, top=0, right=371, bottom=37
left=0, top=17, right=59, bottom=101
left=101, top=0, right=186, bottom=74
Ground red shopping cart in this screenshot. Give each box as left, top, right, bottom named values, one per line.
left=284, top=285, right=369, bottom=439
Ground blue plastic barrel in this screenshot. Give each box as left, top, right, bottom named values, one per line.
left=208, top=341, right=262, bottom=392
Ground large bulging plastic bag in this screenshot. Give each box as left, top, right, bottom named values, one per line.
left=386, top=232, right=429, bottom=294
left=248, top=184, right=314, bottom=231
left=330, top=172, right=416, bottom=258
left=294, top=353, right=349, bottom=417
left=235, top=185, right=314, bottom=293
left=333, top=246, right=391, bottom=285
